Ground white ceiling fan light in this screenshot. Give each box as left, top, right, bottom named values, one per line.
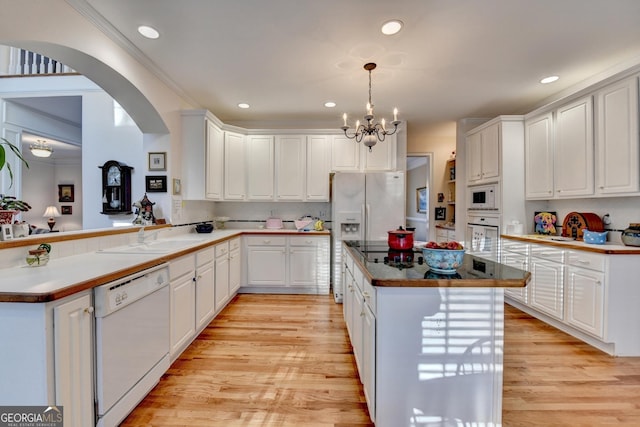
left=324, top=101, right=336, bottom=108
left=238, top=103, right=250, bottom=109
left=137, top=25, right=160, bottom=39
left=381, top=19, right=404, bottom=35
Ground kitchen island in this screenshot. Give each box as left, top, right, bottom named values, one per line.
left=341, top=240, right=529, bottom=427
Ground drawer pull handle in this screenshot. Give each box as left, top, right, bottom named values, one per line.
left=577, top=260, right=590, bottom=265
left=263, top=240, right=271, bottom=244
left=363, top=291, right=370, bottom=298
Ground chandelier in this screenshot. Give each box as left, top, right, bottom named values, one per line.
left=341, top=63, right=400, bottom=151
left=30, top=139, right=53, bottom=158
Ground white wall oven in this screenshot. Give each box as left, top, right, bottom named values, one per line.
left=466, top=214, right=500, bottom=261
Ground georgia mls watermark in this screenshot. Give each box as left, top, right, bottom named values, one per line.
left=0, top=406, right=63, bottom=427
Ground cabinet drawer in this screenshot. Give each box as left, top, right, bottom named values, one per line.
left=289, top=236, right=321, bottom=247
left=170, top=254, right=195, bottom=280
left=245, top=236, right=287, bottom=246
left=196, top=246, right=215, bottom=266
left=215, top=242, right=229, bottom=258
left=567, top=250, right=606, bottom=272
left=501, top=240, right=529, bottom=255
left=353, top=265, right=364, bottom=292
left=530, top=244, right=564, bottom=263
left=229, top=238, right=241, bottom=251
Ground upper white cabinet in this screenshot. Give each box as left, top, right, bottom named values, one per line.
left=524, top=74, right=640, bottom=200
left=205, top=121, right=224, bottom=200
left=306, top=135, right=331, bottom=201
left=224, top=131, right=247, bottom=200
left=246, top=135, right=275, bottom=200
left=466, top=122, right=500, bottom=184
left=595, top=77, right=639, bottom=195
left=554, top=96, right=594, bottom=197
left=525, top=112, right=554, bottom=199
left=275, top=135, right=306, bottom=200
left=331, top=134, right=397, bottom=172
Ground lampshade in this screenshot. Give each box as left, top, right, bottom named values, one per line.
left=43, top=206, right=61, bottom=218
left=30, top=139, right=53, bottom=158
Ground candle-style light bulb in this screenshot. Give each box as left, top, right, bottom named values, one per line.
left=366, top=103, right=372, bottom=116
left=393, top=108, right=398, bottom=122
left=356, top=120, right=360, bottom=130
left=381, top=118, right=386, bottom=131
left=343, top=113, right=347, bottom=127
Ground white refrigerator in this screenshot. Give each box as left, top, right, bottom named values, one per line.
left=331, top=171, right=406, bottom=302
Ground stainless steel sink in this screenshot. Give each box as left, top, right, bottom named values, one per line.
left=98, top=238, right=206, bottom=254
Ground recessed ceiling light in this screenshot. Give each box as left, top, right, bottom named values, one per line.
left=138, top=25, right=160, bottom=39
left=540, top=75, right=559, bottom=84
left=238, top=103, right=250, bottom=109
left=381, top=19, right=403, bottom=35
left=324, top=101, right=336, bottom=108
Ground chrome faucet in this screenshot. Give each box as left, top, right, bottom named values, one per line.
left=137, top=227, right=159, bottom=244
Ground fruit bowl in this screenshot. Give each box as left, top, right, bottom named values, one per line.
left=421, top=241, right=465, bottom=274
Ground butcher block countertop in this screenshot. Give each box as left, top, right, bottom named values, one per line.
left=0, top=228, right=330, bottom=303
left=502, top=234, right=640, bottom=254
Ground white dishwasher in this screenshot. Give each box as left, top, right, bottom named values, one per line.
left=94, top=264, right=170, bottom=427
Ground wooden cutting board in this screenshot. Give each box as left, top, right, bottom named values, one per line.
left=562, top=212, right=604, bottom=240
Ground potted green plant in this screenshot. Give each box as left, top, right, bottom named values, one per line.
left=1, top=136, right=29, bottom=188
left=0, top=195, right=31, bottom=224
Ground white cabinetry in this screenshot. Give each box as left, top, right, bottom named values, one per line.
left=195, top=247, right=215, bottom=331
left=229, top=238, right=242, bottom=295
left=275, top=135, right=305, bottom=200
left=169, top=254, right=196, bottom=359
left=205, top=121, right=224, bottom=200
left=54, top=292, right=94, bottom=427
left=331, top=134, right=397, bottom=172
left=466, top=122, right=499, bottom=184
left=224, top=131, right=247, bottom=200
left=554, top=96, right=594, bottom=197
left=501, top=240, right=529, bottom=304
left=566, top=250, right=605, bottom=338
left=435, top=227, right=455, bottom=243
left=214, top=241, right=230, bottom=311
left=246, top=135, right=274, bottom=200
left=305, top=135, right=331, bottom=201
left=525, top=112, right=554, bottom=199
left=243, top=234, right=330, bottom=294
left=595, top=76, right=639, bottom=195
left=528, top=245, right=565, bottom=320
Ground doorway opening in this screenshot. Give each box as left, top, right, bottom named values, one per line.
left=406, top=153, right=432, bottom=243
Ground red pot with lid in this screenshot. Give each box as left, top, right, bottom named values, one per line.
left=388, top=226, right=414, bottom=250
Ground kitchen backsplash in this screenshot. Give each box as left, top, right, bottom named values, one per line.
left=525, top=196, right=639, bottom=244
left=179, top=200, right=332, bottom=230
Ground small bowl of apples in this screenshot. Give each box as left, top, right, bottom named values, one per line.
left=421, top=241, right=465, bottom=274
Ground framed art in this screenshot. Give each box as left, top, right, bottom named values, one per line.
left=58, top=184, right=74, bottom=202
left=172, top=178, right=181, bottom=195
left=416, top=187, right=427, bottom=213
left=148, top=152, right=167, bottom=171
left=435, top=206, right=447, bottom=221
left=61, top=206, right=72, bottom=215
left=146, top=175, right=167, bottom=192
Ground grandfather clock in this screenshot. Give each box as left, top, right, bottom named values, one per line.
left=100, top=160, right=133, bottom=214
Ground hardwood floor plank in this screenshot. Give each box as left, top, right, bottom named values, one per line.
left=122, top=294, right=640, bottom=426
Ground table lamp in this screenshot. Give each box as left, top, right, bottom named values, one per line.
left=43, top=206, right=61, bottom=231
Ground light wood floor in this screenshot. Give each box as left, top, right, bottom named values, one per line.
left=123, top=294, right=640, bottom=426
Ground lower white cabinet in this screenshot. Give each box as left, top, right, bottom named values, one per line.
left=169, top=253, right=197, bottom=359
left=0, top=291, right=94, bottom=427
left=435, top=227, right=455, bottom=243
left=229, top=238, right=241, bottom=294
left=195, top=247, right=215, bottom=330
left=54, top=292, right=94, bottom=427
left=243, top=234, right=329, bottom=294
left=503, top=238, right=640, bottom=356
left=214, top=241, right=231, bottom=311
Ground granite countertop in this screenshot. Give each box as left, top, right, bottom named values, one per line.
left=502, top=234, right=640, bottom=254
left=0, top=229, right=330, bottom=303
left=344, top=241, right=530, bottom=288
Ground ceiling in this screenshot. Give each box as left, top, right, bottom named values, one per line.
left=69, top=0, right=640, bottom=133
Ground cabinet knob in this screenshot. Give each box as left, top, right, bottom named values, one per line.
left=84, top=306, right=94, bottom=314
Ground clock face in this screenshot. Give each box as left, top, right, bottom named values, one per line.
left=107, top=165, right=121, bottom=186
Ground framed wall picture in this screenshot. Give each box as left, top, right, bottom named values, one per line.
left=145, top=175, right=167, bottom=192
left=172, top=178, right=181, bottom=195
left=435, top=206, right=447, bottom=221
left=61, top=206, right=73, bottom=215
left=58, top=184, right=74, bottom=202
left=148, top=152, right=167, bottom=171
left=416, top=187, right=427, bottom=213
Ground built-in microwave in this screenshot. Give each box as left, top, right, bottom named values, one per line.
left=468, top=184, right=498, bottom=210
